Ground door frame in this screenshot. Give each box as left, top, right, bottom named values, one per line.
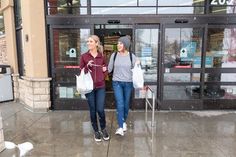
left=49, top=24, right=92, bottom=110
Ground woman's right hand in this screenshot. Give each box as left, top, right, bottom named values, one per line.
left=87, top=60, right=94, bottom=67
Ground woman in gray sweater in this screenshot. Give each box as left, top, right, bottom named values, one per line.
left=108, top=36, right=138, bottom=136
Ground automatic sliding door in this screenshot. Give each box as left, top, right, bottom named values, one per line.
left=134, top=25, right=159, bottom=109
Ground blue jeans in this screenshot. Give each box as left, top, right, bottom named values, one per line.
left=85, top=88, right=106, bottom=132
left=112, top=81, right=133, bottom=128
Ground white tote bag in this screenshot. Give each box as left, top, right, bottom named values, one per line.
left=132, top=63, right=144, bottom=89
left=76, top=68, right=93, bottom=94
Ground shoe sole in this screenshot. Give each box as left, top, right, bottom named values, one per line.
left=103, top=137, right=110, bottom=141
left=115, top=132, right=124, bottom=136
left=94, top=138, right=102, bottom=142
left=94, top=135, right=102, bottom=142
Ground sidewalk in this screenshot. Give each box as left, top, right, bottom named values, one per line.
left=0, top=102, right=236, bottom=157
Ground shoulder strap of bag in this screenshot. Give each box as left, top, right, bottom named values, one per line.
left=110, top=52, right=117, bottom=74
left=111, top=51, right=133, bottom=73
left=129, top=52, right=133, bottom=69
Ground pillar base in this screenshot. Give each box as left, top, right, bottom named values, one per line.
left=18, top=76, right=52, bottom=113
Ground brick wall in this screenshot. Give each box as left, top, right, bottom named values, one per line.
left=0, top=36, right=7, bottom=64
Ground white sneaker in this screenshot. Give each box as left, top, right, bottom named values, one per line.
left=115, top=128, right=124, bottom=136
left=123, top=122, right=127, bottom=132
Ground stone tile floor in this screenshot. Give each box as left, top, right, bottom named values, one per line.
left=0, top=102, right=236, bottom=157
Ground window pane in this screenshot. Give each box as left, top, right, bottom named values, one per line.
left=53, top=28, right=90, bottom=100
left=164, top=28, right=203, bottom=68
left=164, top=73, right=200, bottom=82
left=91, top=0, right=137, bottom=6
left=204, top=73, right=236, bottom=82
left=158, top=7, right=204, bottom=14
left=164, top=85, right=200, bottom=100
left=47, top=0, right=87, bottom=15
left=135, top=29, right=159, bottom=82
left=203, top=85, right=236, bottom=99
left=207, top=28, right=236, bottom=67
left=92, top=7, right=156, bottom=14
left=53, top=29, right=90, bottom=66
left=0, top=14, right=4, bottom=35
left=209, top=6, right=236, bottom=14
left=158, top=0, right=205, bottom=6
left=134, top=85, right=157, bottom=98
left=57, top=86, right=86, bottom=99
left=14, top=0, right=22, bottom=27
left=139, top=0, right=156, bottom=6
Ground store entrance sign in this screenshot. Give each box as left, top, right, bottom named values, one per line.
left=211, top=0, right=233, bottom=5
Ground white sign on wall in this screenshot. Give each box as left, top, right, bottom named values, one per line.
left=69, top=48, right=77, bottom=58
left=211, top=0, right=233, bottom=5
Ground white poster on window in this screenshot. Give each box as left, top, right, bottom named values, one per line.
left=67, top=88, right=74, bottom=98
left=59, top=87, right=67, bottom=98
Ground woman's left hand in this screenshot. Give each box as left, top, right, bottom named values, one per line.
left=102, top=66, right=107, bottom=72
left=135, top=58, right=141, bottom=65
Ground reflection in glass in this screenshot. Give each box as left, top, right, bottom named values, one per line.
left=164, top=28, right=203, bottom=68
left=158, top=7, right=204, bottom=14
left=47, top=0, right=87, bottom=15
left=207, top=28, right=236, bottom=66
left=135, top=29, right=158, bottom=82
left=91, top=0, right=136, bottom=6
left=221, top=86, right=236, bottom=99
left=0, top=13, right=4, bottom=35
left=53, top=29, right=90, bottom=66
left=163, top=85, right=200, bottom=99
left=210, top=6, right=236, bottom=14
left=139, top=0, right=156, bottom=6
left=134, top=85, right=157, bottom=99
left=92, top=7, right=156, bottom=14
left=203, top=85, right=236, bottom=99
left=164, top=73, right=200, bottom=82
left=158, top=0, right=205, bottom=6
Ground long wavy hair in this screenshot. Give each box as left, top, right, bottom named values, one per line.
left=89, top=35, right=103, bottom=54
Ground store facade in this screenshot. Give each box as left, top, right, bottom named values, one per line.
left=46, top=0, right=236, bottom=110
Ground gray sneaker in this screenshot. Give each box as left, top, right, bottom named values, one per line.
left=94, top=131, right=102, bottom=142
left=101, top=129, right=110, bottom=141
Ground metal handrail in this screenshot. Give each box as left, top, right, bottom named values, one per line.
left=145, top=86, right=156, bottom=127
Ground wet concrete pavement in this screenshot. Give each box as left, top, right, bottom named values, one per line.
left=0, top=102, right=236, bottom=157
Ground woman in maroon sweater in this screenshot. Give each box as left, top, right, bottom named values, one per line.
left=79, top=35, right=109, bottom=142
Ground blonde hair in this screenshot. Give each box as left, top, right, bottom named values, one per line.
left=89, top=35, right=103, bottom=53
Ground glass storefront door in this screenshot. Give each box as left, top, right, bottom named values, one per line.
left=94, top=24, right=133, bottom=109
left=161, top=25, right=204, bottom=109
left=134, top=25, right=159, bottom=109
left=94, top=24, right=160, bottom=109
left=51, top=27, right=91, bottom=110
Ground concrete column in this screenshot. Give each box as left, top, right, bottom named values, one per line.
left=0, top=0, right=18, bottom=73
left=19, top=0, right=51, bottom=112
left=21, top=0, right=48, bottom=78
